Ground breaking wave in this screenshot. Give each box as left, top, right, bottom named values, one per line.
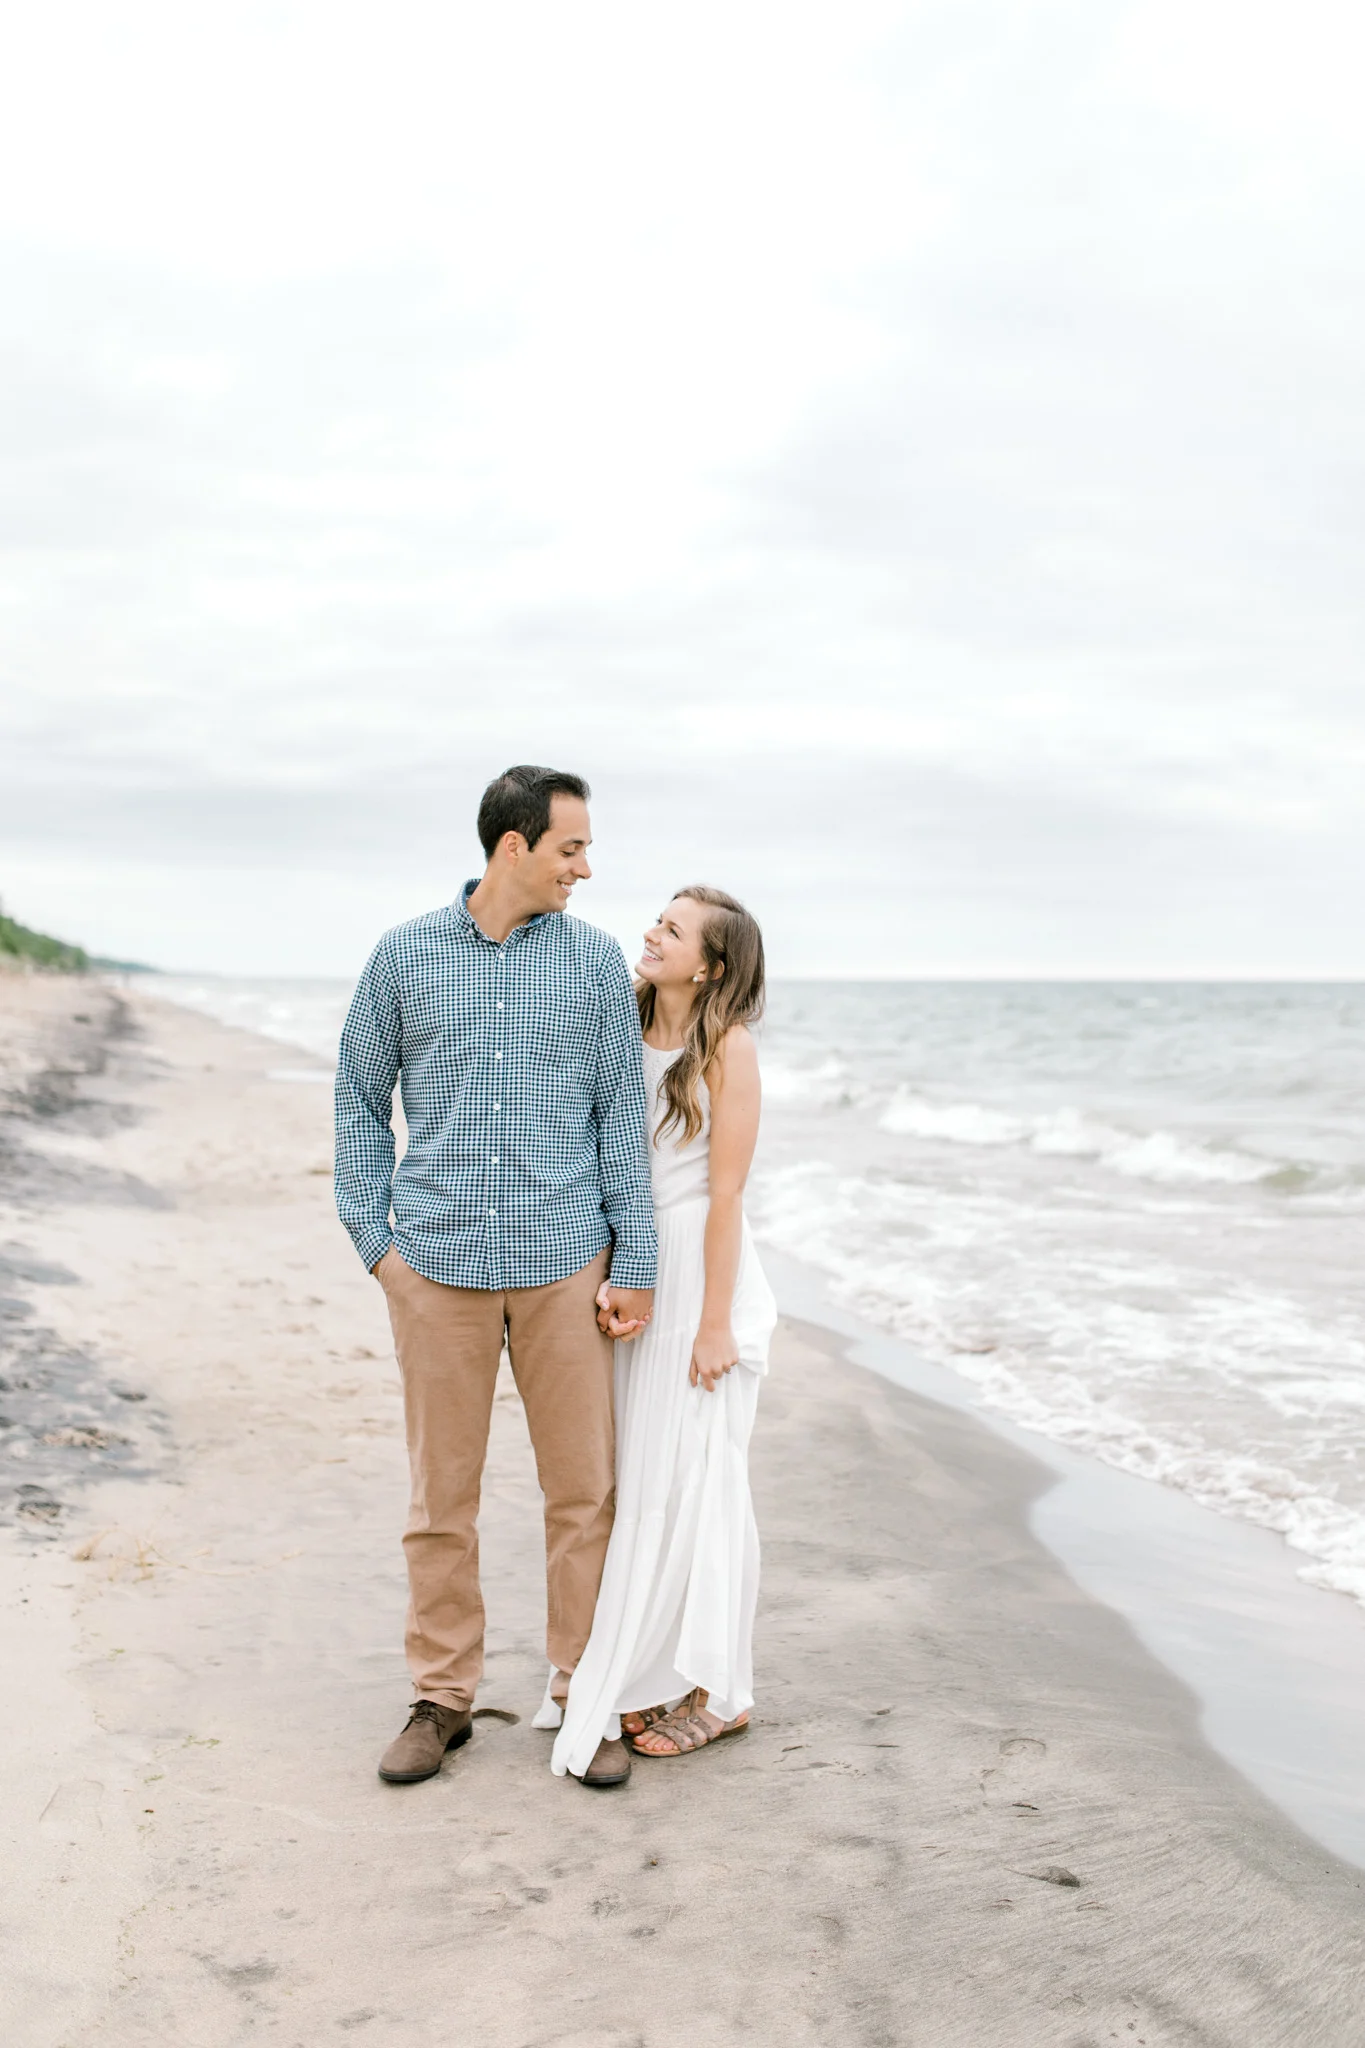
left=878, top=1092, right=1277, bottom=1186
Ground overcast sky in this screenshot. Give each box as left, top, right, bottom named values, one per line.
left=2, top=0, right=1363, bottom=977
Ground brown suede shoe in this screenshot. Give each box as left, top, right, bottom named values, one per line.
left=580, top=1735, right=631, bottom=1788
left=378, top=1700, right=472, bottom=1783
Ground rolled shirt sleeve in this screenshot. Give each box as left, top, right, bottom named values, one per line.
left=593, top=945, right=659, bottom=1290
left=334, top=940, right=402, bottom=1274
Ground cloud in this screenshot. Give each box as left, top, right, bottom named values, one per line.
left=1, top=0, right=1363, bottom=972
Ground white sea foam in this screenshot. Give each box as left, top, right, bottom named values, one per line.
left=1101, top=1128, right=1271, bottom=1185
left=878, top=1091, right=1276, bottom=1186
left=879, top=1095, right=1027, bottom=1145
left=147, top=975, right=353, bottom=1064
left=758, top=1055, right=858, bottom=1107
left=748, top=1151, right=1365, bottom=1610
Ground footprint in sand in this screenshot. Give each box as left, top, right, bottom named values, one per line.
left=981, top=1735, right=1051, bottom=1809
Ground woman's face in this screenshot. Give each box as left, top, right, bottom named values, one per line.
left=638, top=895, right=710, bottom=990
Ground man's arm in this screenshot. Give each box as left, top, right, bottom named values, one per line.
left=592, top=943, right=658, bottom=1321
left=334, top=942, right=402, bottom=1275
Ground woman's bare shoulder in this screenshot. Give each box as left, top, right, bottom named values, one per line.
left=711, top=1023, right=759, bottom=1084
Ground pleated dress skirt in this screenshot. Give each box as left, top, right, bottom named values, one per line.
left=549, top=1196, right=777, bottom=1779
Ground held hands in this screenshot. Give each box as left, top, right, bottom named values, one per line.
left=690, top=1323, right=739, bottom=1393
left=595, top=1283, right=654, bottom=1341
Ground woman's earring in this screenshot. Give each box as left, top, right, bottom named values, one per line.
left=693, top=972, right=706, bottom=982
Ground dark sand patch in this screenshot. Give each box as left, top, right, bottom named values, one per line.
left=0, top=981, right=170, bottom=1531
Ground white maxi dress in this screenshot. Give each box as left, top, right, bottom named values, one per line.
left=546, top=1042, right=777, bottom=1777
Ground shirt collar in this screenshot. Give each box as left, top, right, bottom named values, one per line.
left=452, top=879, right=548, bottom=947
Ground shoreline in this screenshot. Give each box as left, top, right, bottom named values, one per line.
left=766, top=1251, right=1365, bottom=1874
left=3, top=979, right=1364, bottom=2044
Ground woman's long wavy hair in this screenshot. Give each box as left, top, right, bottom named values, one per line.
left=637, top=886, right=766, bottom=1147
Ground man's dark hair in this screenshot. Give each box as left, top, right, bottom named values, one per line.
left=477, top=765, right=591, bottom=859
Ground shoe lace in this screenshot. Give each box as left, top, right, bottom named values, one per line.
left=406, top=1700, right=446, bottom=1729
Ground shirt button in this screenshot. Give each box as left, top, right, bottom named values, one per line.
left=491, top=1156, right=499, bottom=1165
left=497, top=1001, right=504, bottom=1010
left=493, top=1103, right=500, bottom=1112
left=489, top=1207, right=496, bottom=1216
left=494, top=1051, right=502, bottom=1060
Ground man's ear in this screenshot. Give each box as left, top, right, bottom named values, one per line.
left=500, top=831, right=528, bottom=865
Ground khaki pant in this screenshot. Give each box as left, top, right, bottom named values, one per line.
left=379, top=1248, right=615, bottom=1710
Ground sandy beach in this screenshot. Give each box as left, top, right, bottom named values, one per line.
left=2, top=974, right=1364, bottom=2048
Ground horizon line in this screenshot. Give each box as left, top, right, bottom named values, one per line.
left=123, top=966, right=1365, bottom=987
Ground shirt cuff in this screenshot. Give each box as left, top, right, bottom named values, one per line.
left=606, top=1232, right=658, bottom=1291
left=349, top=1221, right=394, bottom=1273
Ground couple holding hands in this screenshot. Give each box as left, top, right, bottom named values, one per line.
left=335, top=763, right=774, bottom=1788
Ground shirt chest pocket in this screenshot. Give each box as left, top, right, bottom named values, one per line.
left=517, top=990, right=599, bottom=1072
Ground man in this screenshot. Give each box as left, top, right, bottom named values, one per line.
left=335, top=765, right=656, bottom=1790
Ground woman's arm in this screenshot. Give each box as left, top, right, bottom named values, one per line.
left=691, top=1026, right=762, bottom=1392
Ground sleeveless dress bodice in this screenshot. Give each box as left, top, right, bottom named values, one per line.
left=642, top=1042, right=710, bottom=1211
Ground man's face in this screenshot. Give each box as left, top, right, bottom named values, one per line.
left=518, top=795, right=593, bottom=914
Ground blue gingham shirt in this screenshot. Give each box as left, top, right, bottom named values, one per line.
left=334, top=885, right=658, bottom=1291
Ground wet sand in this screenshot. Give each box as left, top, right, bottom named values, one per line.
left=768, top=1249, right=1365, bottom=1874
left=2, top=976, right=1363, bottom=2047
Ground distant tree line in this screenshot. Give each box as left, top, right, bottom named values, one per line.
left=0, top=902, right=89, bottom=972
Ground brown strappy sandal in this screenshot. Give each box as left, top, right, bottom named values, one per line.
left=621, top=1704, right=670, bottom=1738
left=628, top=1688, right=750, bottom=1757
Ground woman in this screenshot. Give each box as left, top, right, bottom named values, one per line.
left=542, top=885, right=776, bottom=1782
